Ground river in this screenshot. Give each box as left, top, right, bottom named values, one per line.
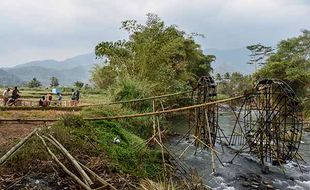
left=167, top=112, right=310, bottom=190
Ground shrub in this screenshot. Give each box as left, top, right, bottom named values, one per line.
left=109, top=78, right=155, bottom=112
left=60, top=114, right=86, bottom=128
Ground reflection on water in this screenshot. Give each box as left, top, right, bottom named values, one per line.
left=167, top=112, right=310, bottom=190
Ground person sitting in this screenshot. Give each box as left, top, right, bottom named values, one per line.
left=11, top=86, right=21, bottom=100
left=39, top=96, right=48, bottom=107
left=47, top=93, right=53, bottom=105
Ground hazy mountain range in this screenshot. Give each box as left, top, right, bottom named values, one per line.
left=0, top=48, right=253, bottom=86
left=0, top=53, right=100, bottom=86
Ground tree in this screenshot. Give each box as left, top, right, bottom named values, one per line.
left=27, top=78, right=41, bottom=88
left=50, top=77, right=59, bottom=87
left=218, top=72, right=252, bottom=97
left=224, top=72, right=230, bottom=80
left=74, top=81, right=84, bottom=89
left=91, top=64, right=118, bottom=89
left=215, top=73, right=222, bottom=82
left=247, top=44, right=273, bottom=71
left=254, top=30, right=310, bottom=98
left=93, top=13, right=215, bottom=92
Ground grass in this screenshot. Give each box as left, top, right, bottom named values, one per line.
left=90, top=120, right=163, bottom=178
left=2, top=113, right=163, bottom=180
left=0, top=110, right=78, bottom=119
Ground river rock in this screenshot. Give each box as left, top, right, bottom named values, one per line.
left=266, top=184, right=274, bottom=189
left=261, top=165, right=270, bottom=174
left=242, top=182, right=250, bottom=187
left=250, top=184, right=259, bottom=189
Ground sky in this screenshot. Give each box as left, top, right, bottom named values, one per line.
left=0, top=0, right=309, bottom=67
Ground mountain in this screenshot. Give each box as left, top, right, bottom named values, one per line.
left=1, top=49, right=253, bottom=86
left=2, top=53, right=100, bottom=86
left=14, top=54, right=97, bottom=70
left=0, top=69, right=22, bottom=86
left=205, top=48, right=255, bottom=75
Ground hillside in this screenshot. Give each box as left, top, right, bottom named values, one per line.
left=14, top=54, right=97, bottom=70
left=1, top=49, right=254, bottom=87
left=2, top=53, right=100, bottom=86
left=0, top=69, right=21, bottom=86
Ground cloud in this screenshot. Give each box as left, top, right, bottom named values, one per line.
left=0, top=0, right=309, bottom=67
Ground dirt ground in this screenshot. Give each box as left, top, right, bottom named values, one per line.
left=0, top=123, right=136, bottom=189
left=0, top=123, right=39, bottom=148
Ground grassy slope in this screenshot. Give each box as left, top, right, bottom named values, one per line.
left=2, top=114, right=163, bottom=186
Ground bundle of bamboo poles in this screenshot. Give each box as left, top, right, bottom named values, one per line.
left=0, top=128, right=116, bottom=190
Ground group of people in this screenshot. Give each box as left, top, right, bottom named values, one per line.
left=39, top=93, right=62, bottom=107
left=2, top=87, right=81, bottom=107
left=39, top=89, right=80, bottom=107
left=2, top=87, right=21, bottom=106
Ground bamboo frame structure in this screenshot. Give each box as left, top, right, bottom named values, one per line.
left=228, top=79, right=304, bottom=171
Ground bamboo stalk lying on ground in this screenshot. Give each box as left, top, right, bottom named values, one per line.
left=42, top=134, right=117, bottom=190
left=0, top=128, right=38, bottom=165
left=36, top=133, right=91, bottom=190
left=44, top=135, right=93, bottom=186
left=78, top=162, right=117, bottom=190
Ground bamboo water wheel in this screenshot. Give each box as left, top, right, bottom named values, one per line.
left=193, top=76, right=218, bottom=147
left=238, top=79, right=303, bottom=165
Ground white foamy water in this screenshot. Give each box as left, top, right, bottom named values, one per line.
left=167, top=112, right=310, bottom=190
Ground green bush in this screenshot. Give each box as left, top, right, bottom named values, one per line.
left=109, top=78, right=155, bottom=112
left=91, top=120, right=163, bottom=178
left=60, top=114, right=86, bottom=128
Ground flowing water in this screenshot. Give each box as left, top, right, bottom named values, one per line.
left=167, top=112, right=310, bottom=190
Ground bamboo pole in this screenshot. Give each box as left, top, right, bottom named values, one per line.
left=192, top=135, right=220, bottom=154
left=45, top=135, right=94, bottom=186
left=81, top=90, right=193, bottom=107
left=78, top=162, right=118, bottom=190
left=156, top=116, right=167, bottom=174
left=36, top=133, right=91, bottom=190
left=85, top=96, right=245, bottom=121
left=42, top=135, right=117, bottom=189
left=0, top=128, right=37, bottom=165
left=205, top=110, right=216, bottom=173
left=179, top=141, right=194, bottom=159
left=0, top=96, right=245, bottom=123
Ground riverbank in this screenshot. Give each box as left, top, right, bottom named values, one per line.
left=0, top=115, right=164, bottom=189
left=167, top=112, right=310, bottom=190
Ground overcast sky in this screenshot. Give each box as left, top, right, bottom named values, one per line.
left=0, top=0, right=309, bottom=67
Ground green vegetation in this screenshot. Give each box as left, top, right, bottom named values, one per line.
left=254, top=30, right=310, bottom=98
left=50, top=76, right=59, bottom=87
left=27, top=78, right=42, bottom=88
left=74, top=81, right=84, bottom=89
left=246, top=43, right=273, bottom=69
left=216, top=31, right=309, bottom=119
left=217, top=72, right=253, bottom=97
left=254, top=30, right=310, bottom=119
left=4, top=114, right=163, bottom=180
left=92, top=13, right=215, bottom=93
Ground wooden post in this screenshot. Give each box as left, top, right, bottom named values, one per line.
left=205, top=110, right=216, bottom=173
